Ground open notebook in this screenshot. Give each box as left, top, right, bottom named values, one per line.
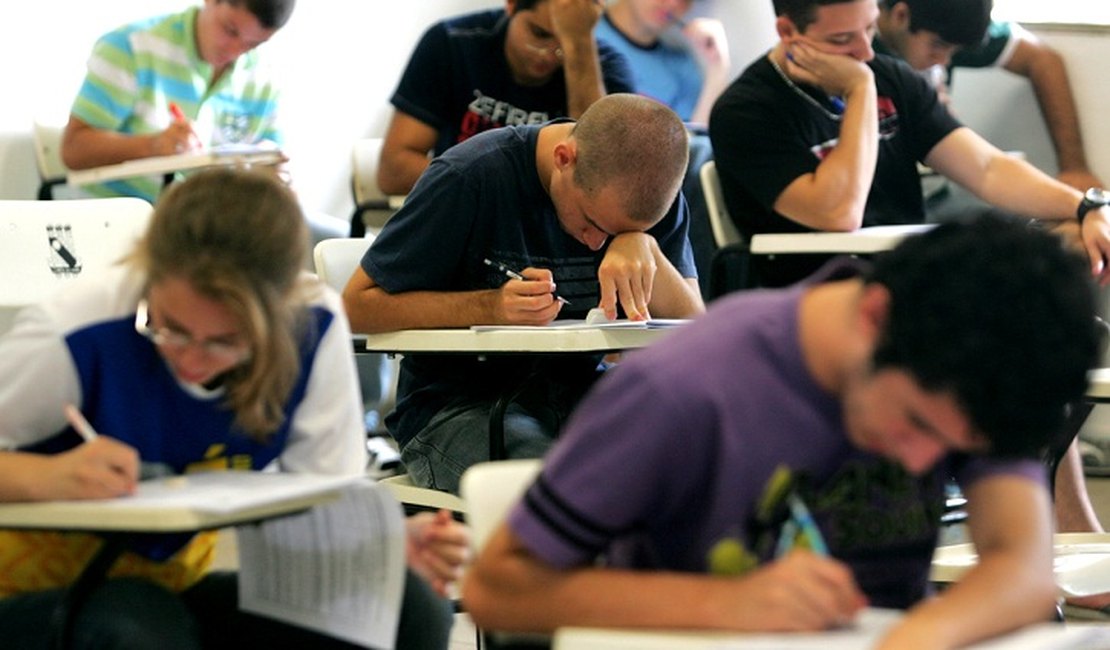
left=0, top=471, right=357, bottom=532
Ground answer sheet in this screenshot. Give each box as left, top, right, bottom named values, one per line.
left=236, top=480, right=406, bottom=648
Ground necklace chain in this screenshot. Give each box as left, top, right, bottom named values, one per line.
left=767, top=53, right=843, bottom=122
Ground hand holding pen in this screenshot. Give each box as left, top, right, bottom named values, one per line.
left=45, top=403, right=142, bottom=498
left=483, top=258, right=569, bottom=325
left=153, top=102, right=200, bottom=156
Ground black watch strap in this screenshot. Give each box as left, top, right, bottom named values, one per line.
left=1078, top=188, right=1109, bottom=225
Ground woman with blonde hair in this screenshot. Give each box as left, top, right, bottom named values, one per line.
left=0, top=168, right=465, bottom=648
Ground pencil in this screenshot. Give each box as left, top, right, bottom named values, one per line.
left=64, top=403, right=98, bottom=443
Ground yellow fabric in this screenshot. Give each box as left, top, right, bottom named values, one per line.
left=0, top=529, right=217, bottom=597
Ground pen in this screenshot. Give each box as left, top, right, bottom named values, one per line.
left=785, top=488, right=830, bottom=554
left=64, top=403, right=98, bottom=443
left=483, top=258, right=571, bottom=305
left=168, top=102, right=186, bottom=122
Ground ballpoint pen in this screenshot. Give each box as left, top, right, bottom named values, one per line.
left=168, top=102, right=187, bottom=122
left=483, top=258, right=571, bottom=305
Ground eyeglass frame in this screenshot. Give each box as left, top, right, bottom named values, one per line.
left=134, top=299, right=252, bottom=364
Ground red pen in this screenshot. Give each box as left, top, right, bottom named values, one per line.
left=168, top=102, right=186, bottom=122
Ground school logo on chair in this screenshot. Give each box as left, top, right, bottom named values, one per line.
left=46, top=224, right=82, bottom=275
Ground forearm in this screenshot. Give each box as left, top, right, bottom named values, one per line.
left=61, top=121, right=158, bottom=169
left=880, top=554, right=1056, bottom=649
left=774, top=83, right=878, bottom=231
left=561, top=37, right=607, bottom=118
left=376, top=149, right=429, bottom=196
left=467, top=532, right=759, bottom=633
left=1025, top=48, right=1090, bottom=175
left=1055, top=439, right=1104, bottom=532
left=648, top=252, right=705, bottom=318
left=0, top=452, right=53, bottom=501
left=343, top=285, right=499, bottom=334
left=973, top=154, right=1081, bottom=221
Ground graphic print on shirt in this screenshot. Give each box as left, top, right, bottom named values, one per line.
left=460, top=91, right=550, bottom=143
left=810, top=95, right=901, bottom=160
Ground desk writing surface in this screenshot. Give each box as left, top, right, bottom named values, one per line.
left=1087, top=368, right=1110, bottom=401
left=553, top=608, right=1110, bottom=649
left=0, top=471, right=356, bottom=533
left=67, top=145, right=284, bottom=186
left=364, top=327, right=674, bottom=354
left=749, top=224, right=934, bottom=255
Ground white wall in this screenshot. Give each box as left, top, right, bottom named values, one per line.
left=949, top=27, right=1110, bottom=182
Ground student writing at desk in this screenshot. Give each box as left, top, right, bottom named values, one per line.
left=377, top=0, right=634, bottom=196
left=465, top=219, right=1101, bottom=649
left=344, top=94, right=705, bottom=494
left=0, top=170, right=466, bottom=649
left=60, top=0, right=291, bottom=204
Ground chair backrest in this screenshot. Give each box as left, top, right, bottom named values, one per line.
left=32, top=119, right=69, bottom=200
left=0, top=197, right=153, bottom=333
left=350, top=138, right=397, bottom=235
left=700, top=160, right=744, bottom=248
left=312, top=236, right=374, bottom=294
left=460, top=459, right=543, bottom=551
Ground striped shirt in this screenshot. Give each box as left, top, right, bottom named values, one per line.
left=70, top=6, right=281, bottom=202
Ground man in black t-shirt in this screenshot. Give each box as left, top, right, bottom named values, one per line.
left=377, top=0, right=634, bottom=196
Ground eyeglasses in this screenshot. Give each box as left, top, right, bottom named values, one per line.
left=134, top=299, right=251, bottom=364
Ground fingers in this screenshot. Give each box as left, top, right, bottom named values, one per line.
left=60, top=438, right=140, bottom=499
left=497, top=268, right=565, bottom=324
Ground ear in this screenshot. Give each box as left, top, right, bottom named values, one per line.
left=857, top=283, right=891, bottom=346
left=890, top=2, right=912, bottom=29
left=775, top=15, right=800, bottom=42
left=552, top=139, right=577, bottom=173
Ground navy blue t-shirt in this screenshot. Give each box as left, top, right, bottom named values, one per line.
left=391, top=9, right=636, bottom=156
left=362, top=123, right=696, bottom=446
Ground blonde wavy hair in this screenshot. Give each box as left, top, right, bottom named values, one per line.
left=129, top=168, right=310, bottom=440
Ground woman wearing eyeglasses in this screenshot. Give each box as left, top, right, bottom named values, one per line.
left=0, top=168, right=464, bottom=649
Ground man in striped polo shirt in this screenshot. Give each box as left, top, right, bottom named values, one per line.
left=60, top=0, right=293, bottom=203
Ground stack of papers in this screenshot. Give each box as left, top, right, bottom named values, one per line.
left=471, top=308, right=690, bottom=331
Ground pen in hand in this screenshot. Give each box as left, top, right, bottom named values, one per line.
left=64, top=404, right=175, bottom=481
left=483, top=258, right=571, bottom=305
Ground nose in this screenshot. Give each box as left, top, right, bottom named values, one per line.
left=582, top=228, right=608, bottom=251
left=852, top=34, right=875, bottom=62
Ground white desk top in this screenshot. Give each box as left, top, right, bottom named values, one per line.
left=0, top=471, right=355, bottom=533
left=932, top=532, right=1110, bottom=597
left=364, top=326, right=676, bottom=354
left=67, top=146, right=284, bottom=186
left=749, top=224, right=934, bottom=255
left=1087, top=368, right=1110, bottom=401
left=553, top=607, right=1110, bottom=649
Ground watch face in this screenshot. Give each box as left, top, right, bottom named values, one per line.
left=1086, top=187, right=1109, bottom=205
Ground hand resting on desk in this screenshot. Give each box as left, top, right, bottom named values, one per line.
left=1, top=438, right=141, bottom=502
left=406, top=508, right=471, bottom=597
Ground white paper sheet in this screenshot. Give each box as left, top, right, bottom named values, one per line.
left=236, top=480, right=406, bottom=648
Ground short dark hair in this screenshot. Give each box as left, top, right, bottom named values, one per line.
left=772, top=0, right=859, bottom=32
left=223, top=0, right=296, bottom=29
left=885, top=0, right=992, bottom=47
left=867, top=218, right=1099, bottom=458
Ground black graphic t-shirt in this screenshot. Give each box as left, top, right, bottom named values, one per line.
left=391, top=9, right=635, bottom=157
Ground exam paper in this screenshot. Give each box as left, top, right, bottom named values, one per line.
left=236, top=480, right=406, bottom=648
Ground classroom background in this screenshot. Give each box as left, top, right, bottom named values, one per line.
left=1, top=1, right=1105, bottom=220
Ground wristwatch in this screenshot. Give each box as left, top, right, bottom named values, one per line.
left=1077, top=187, right=1110, bottom=225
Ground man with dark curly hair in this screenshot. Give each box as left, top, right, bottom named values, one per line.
left=467, top=218, right=1100, bottom=648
